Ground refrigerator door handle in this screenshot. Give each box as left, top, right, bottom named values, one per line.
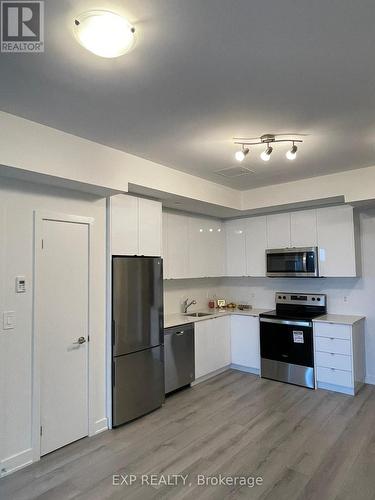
left=112, top=319, right=116, bottom=346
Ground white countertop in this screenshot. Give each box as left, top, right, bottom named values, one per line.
left=165, top=310, right=366, bottom=328
left=164, top=308, right=271, bottom=329
left=312, top=314, right=365, bottom=326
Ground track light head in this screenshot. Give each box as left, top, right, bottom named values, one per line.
left=260, top=145, right=273, bottom=162
left=286, top=144, right=298, bottom=160
left=235, top=147, right=249, bottom=162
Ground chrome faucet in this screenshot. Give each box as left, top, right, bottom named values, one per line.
left=183, top=298, right=197, bottom=314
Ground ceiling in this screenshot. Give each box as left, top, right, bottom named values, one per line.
left=0, top=0, right=374, bottom=190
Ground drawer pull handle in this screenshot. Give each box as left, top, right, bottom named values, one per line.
left=330, top=353, right=335, bottom=356
left=175, top=331, right=184, bottom=336
left=330, top=337, right=335, bottom=340
left=330, top=368, right=335, bottom=371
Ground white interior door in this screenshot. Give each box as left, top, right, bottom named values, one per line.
left=38, top=218, right=89, bottom=456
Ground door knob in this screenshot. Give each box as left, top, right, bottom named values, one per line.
left=73, top=336, right=86, bottom=345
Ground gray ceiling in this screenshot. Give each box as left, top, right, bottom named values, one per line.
left=1, top=0, right=374, bottom=190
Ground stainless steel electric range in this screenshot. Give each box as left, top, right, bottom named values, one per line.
left=259, top=293, right=327, bottom=389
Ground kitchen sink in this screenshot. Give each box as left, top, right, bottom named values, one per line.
left=184, top=312, right=214, bottom=317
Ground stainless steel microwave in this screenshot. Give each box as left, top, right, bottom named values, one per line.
left=266, top=247, right=319, bottom=277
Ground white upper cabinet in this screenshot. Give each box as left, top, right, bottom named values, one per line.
left=317, top=205, right=357, bottom=277
left=163, top=212, right=189, bottom=279
left=266, top=213, right=291, bottom=248
left=138, top=198, right=162, bottom=256
left=161, top=204, right=358, bottom=279
left=206, top=220, right=225, bottom=277
left=110, top=195, right=138, bottom=255
left=245, top=216, right=267, bottom=277
left=109, top=194, right=162, bottom=257
left=290, top=210, right=317, bottom=247
left=225, top=219, right=246, bottom=276
left=164, top=212, right=224, bottom=279
left=188, top=216, right=208, bottom=278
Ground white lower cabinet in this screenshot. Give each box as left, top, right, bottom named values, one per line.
left=194, top=315, right=260, bottom=380
left=313, top=320, right=365, bottom=395
left=194, top=317, right=231, bottom=379
left=230, top=316, right=260, bottom=373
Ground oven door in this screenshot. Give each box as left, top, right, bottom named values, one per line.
left=259, top=317, right=315, bottom=388
left=266, top=247, right=319, bottom=277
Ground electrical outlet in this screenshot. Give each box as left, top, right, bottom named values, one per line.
left=343, top=296, right=348, bottom=303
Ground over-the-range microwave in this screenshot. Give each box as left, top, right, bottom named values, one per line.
left=266, top=247, right=319, bottom=278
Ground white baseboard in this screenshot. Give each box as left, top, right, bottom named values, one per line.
left=0, top=448, right=33, bottom=477
left=231, top=364, right=260, bottom=376
left=94, top=417, right=108, bottom=435
left=317, top=381, right=355, bottom=396
left=365, top=375, right=375, bottom=385
left=191, top=365, right=230, bottom=385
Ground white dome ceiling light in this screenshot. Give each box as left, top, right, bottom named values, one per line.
left=74, top=11, right=136, bottom=58
left=233, top=134, right=303, bottom=164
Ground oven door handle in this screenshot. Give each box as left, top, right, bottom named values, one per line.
left=260, top=317, right=312, bottom=327
left=302, top=252, right=307, bottom=272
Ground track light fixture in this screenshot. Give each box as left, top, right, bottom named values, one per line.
left=235, top=146, right=249, bottom=162
left=233, top=134, right=302, bottom=164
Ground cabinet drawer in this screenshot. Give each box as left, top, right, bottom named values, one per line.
left=314, top=323, right=351, bottom=340
left=315, top=337, right=351, bottom=355
left=315, top=351, right=352, bottom=371
left=317, top=366, right=353, bottom=388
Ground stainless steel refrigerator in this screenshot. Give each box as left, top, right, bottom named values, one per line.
left=112, top=256, right=164, bottom=427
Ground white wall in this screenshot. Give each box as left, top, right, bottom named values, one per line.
left=0, top=111, right=240, bottom=210
left=164, top=210, right=375, bottom=384
left=0, top=177, right=107, bottom=474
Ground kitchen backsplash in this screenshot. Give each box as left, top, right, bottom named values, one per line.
left=163, top=278, right=223, bottom=314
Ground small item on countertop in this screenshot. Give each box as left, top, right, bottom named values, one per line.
left=208, top=299, right=215, bottom=309
left=217, top=299, right=226, bottom=309
left=226, top=302, right=237, bottom=309
left=238, top=304, right=252, bottom=311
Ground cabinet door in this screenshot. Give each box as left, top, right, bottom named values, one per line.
left=290, top=210, right=317, bottom=247
left=206, top=220, right=225, bottom=277
left=194, top=321, right=211, bottom=378
left=245, top=216, right=267, bottom=276
left=165, top=212, right=189, bottom=279
left=188, top=217, right=207, bottom=277
left=230, top=316, right=260, bottom=370
left=209, top=317, right=231, bottom=371
left=110, top=195, right=139, bottom=255
left=225, top=219, right=246, bottom=276
left=162, top=212, right=169, bottom=278
left=317, top=206, right=357, bottom=277
left=266, top=213, right=291, bottom=248
left=139, top=198, right=162, bottom=256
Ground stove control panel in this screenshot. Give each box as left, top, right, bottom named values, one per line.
left=275, top=293, right=326, bottom=307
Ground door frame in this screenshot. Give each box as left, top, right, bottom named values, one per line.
left=32, top=211, right=95, bottom=461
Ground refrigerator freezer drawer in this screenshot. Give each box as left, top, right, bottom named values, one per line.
left=112, top=346, right=164, bottom=426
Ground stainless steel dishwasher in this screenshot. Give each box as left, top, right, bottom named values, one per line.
left=164, top=323, right=195, bottom=394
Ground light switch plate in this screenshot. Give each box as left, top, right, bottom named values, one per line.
left=3, top=311, right=15, bottom=330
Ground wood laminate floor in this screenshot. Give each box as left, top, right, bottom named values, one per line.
left=2, top=370, right=375, bottom=500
